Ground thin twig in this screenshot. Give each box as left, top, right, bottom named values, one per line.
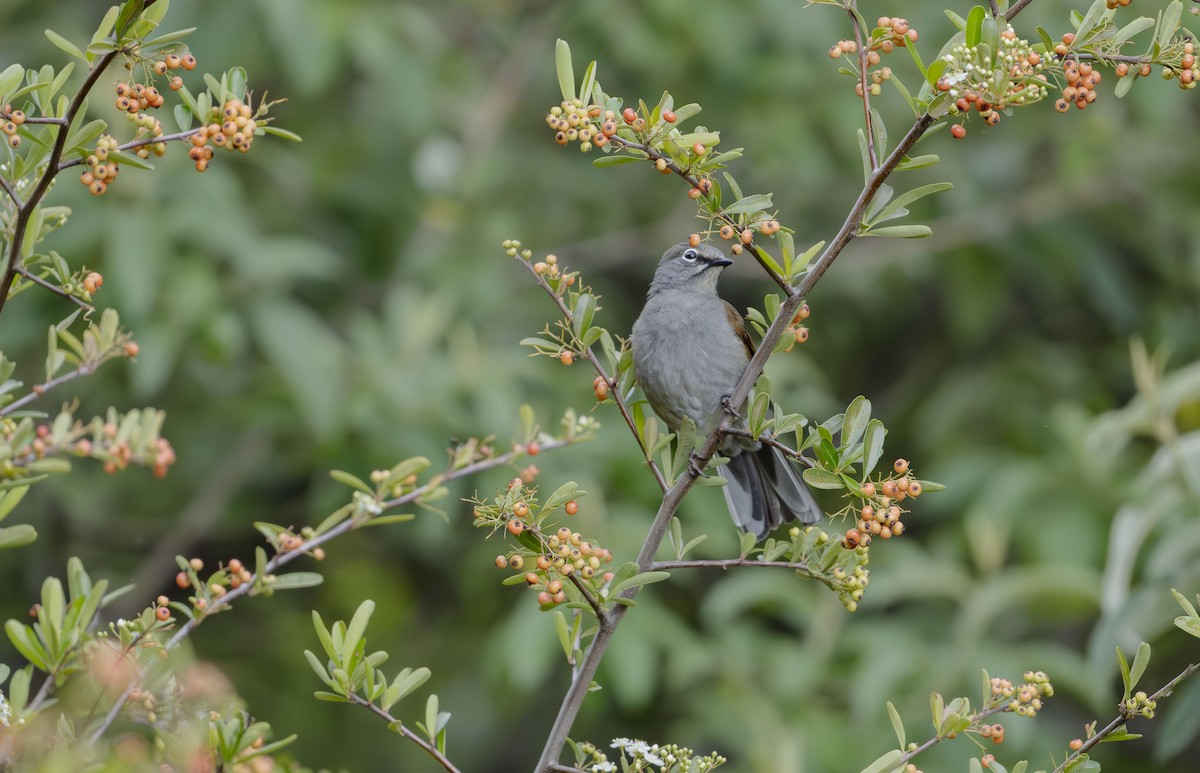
left=58, top=128, right=202, bottom=171
left=87, top=436, right=580, bottom=742
left=533, top=109, right=937, bottom=773
left=0, top=50, right=120, bottom=317
left=550, top=766, right=590, bottom=773
left=1050, top=662, right=1200, bottom=773
left=651, top=558, right=810, bottom=572
left=896, top=705, right=1008, bottom=768
left=988, top=0, right=1001, bottom=18
left=720, top=427, right=816, bottom=468
left=0, top=362, right=96, bottom=417
left=21, top=117, right=68, bottom=126
left=0, top=174, right=20, bottom=208
left=566, top=572, right=606, bottom=623
left=12, top=266, right=95, bottom=312
left=346, top=692, right=463, bottom=773
left=1006, top=0, right=1035, bottom=19
left=517, top=257, right=669, bottom=493
left=848, top=2, right=878, bottom=170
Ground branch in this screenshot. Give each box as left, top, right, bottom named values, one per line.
left=1006, top=0, right=1035, bottom=20
left=720, top=427, right=815, bottom=468
left=566, top=571, right=606, bottom=623
left=58, top=128, right=202, bottom=171
left=0, top=362, right=97, bottom=417
left=988, top=0, right=1001, bottom=18
left=517, top=256, right=669, bottom=493
left=0, top=50, right=120, bottom=317
left=651, top=557, right=810, bottom=572
left=0, top=173, right=21, bottom=208
left=533, top=110, right=937, bottom=773
left=1051, top=662, right=1200, bottom=773
left=12, top=266, right=95, bottom=312
left=550, top=766, right=590, bottom=773
left=346, top=691, right=463, bottom=773
left=848, top=2, right=878, bottom=170
left=87, top=435, right=580, bottom=743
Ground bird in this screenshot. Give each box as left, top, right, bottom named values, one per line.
left=630, top=241, right=823, bottom=539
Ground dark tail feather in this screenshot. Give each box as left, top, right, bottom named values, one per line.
left=720, top=447, right=823, bottom=540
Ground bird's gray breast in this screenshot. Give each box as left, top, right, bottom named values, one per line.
left=631, top=289, right=749, bottom=436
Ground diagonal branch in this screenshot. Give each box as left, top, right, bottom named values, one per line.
left=346, top=691, right=463, bottom=773
left=0, top=362, right=98, bottom=417
left=651, top=557, right=810, bottom=572
left=1051, top=662, right=1200, bottom=773
left=1006, top=0, right=1035, bottom=19
left=12, top=266, right=95, bottom=312
left=0, top=50, right=120, bottom=318
left=533, top=111, right=937, bottom=773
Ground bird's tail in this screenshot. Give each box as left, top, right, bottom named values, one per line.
left=720, top=445, right=823, bottom=540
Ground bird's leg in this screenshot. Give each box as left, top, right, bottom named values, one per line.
left=720, top=395, right=744, bottom=421
left=687, top=452, right=709, bottom=479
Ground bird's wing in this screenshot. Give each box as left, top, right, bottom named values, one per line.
left=722, top=299, right=755, bottom=358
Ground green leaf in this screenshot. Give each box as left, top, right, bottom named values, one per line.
left=555, top=39, right=575, bottom=103
left=114, top=0, right=146, bottom=37
left=1173, top=588, right=1199, bottom=618
left=592, top=155, right=641, bottom=167
left=872, top=182, right=953, bottom=224
left=578, top=60, right=597, bottom=104
left=259, top=125, right=302, bottom=142
left=886, top=701, right=906, bottom=748
left=572, top=293, right=596, bottom=338
left=1158, top=1, right=1183, bottom=51
left=801, top=468, right=843, bottom=490
left=1129, top=641, right=1151, bottom=690
left=1117, top=646, right=1132, bottom=699
left=0, top=524, right=37, bottom=549
left=271, top=572, right=324, bottom=590
left=966, top=5, right=986, bottom=48
left=1114, top=16, right=1155, bottom=44
left=5, top=621, right=50, bottom=670
left=864, top=225, right=933, bottom=238
left=841, top=396, right=871, bottom=452
left=861, top=419, right=887, bottom=477
left=722, top=193, right=773, bottom=216
left=0, top=486, right=29, bottom=523
left=1036, top=26, right=1055, bottom=52
left=859, top=749, right=904, bottom=773
left=554, top=610, right=572, bottom=659
left=608, top=570, right=670, bottom=597
left=44, top=30, right=86, bottom=60
left=343, top=600, right=376, bottom=670
left=330, top=470, right=375, bottom=495
left=0, top=64, right=25, bottom=100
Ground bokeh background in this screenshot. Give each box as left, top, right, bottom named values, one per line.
left=2, top=0, right=1200, bottom=771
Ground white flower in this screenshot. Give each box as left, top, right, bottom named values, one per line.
left=591, top=764, right=616, bottom=772
left=0, top=691, right=10, bottom=728
left=611, top=737, right=634, bottom=750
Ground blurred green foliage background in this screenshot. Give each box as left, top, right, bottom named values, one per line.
left=2, top=0, right=1200, bottom=771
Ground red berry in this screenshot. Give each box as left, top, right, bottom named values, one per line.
left=622, top=107, right=637, bottom=124
left=565, top=500, right=579, bottom=515
left=155, top=606, right=171, bottom=621
left=950, top=124, right=967, bottom=139
left=662, top=109, right=677, bottom=123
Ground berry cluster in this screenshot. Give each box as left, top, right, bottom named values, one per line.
left=1054, top=56, right=1103, bottom=112
left=785, top=525, right=872, bottom=611
left=113, top=80, right=165, bottom=114
left=79, top=134, right=122, bottom=196
left=85, top=420, right=175, bottom=477
left=186, top=98, right=259, bottom=172
left=941, top=26, right=1051, bottom=138
left=844, top=458, right=923, bottom=547
left=710, top=216, right=782, bottom=256
left=872, top=17, right=919, bottom=53
left=1, top=104, right=26, bottom=148
left=479, top=479, right=615, bottom=609
left=1164, top=40, right=1198, bottom=89
left=990, top=671, right=1055, bottom=717
left=779, top=302, right=811, bottom=353
left=545, top=99, right=613, bottom=153
left=1123, top=689, right=1158, bottom=719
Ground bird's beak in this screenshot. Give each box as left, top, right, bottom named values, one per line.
left=709, top=257, right=734, bottom=268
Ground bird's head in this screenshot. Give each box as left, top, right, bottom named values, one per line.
left=648, top=242, right=734, bottom=296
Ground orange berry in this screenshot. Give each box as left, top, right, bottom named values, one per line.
left=507, top=519, right=525, bottom=535
left=881, top=480, right=898, bottom=497
left=526, top=441, right=540, bottom=456
left=524, top=572, right=539, bottom=585
left=175, top=572, right=190, bottom=589
left=861, top=481, right=876, bottom=497
left=123, top=341, right=140, bottom=357
left=692, top=142, right=706, bottom=156
left=622, top=107, right=637, bottom=124
left=893, top=458, right=909, bottom=474
left=662, top=109, right=676, bottom=123
left=908, top=481, right=923, bottom=497
left=559, top=351, right=574, bottom=366
left=688, top=233, right=701, bottom=248
left=153, top=61, right=168, bottom=75
left=182, top=54, right=197, bottom=70
left=537, top=591, right=553, bottom=605
left=553, top=591, right=567, bottom=603
left=951, top=124, right=966, bottom=139
left=794, top=327, right=809, bottom=343
left=719, top=224, right=734, bottom=240
left=547, top=580, right=563, bottom=594
left=1069, top=739, right=1083, bottom=751
left=155, top=606, right=171, bottom=621
left=565, top=500, right=579, bottom=515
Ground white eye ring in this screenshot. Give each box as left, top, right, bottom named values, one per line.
left=681, top=248, right=699, bottom=263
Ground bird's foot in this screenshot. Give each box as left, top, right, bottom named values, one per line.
left=688, top=452, right=709, bottom=479
left=721, top=395, right=744, bottom=421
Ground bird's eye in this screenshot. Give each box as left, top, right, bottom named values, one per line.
left=681, top=249, right=699, bottom=264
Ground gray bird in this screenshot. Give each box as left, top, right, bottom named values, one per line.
left=631, top=241, right=823, bottom=539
